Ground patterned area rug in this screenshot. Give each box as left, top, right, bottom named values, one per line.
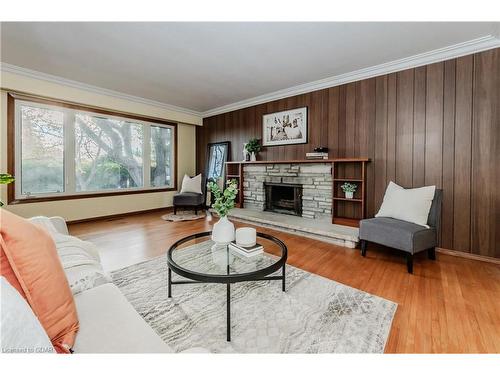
left=111, top=242, right=397, bottom=353
left=161, top=211, right=206, bottom=222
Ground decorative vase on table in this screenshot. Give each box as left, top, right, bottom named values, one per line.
left=211, top=215, right=235, bottom=244
left=207, top=179, right=238, bottom=248
left=250, top=152, right=257, bottom=162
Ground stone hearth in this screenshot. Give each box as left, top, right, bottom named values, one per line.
left=227, top=208, right=358, bottom=248
left=243, top=163, right=332, bottom=220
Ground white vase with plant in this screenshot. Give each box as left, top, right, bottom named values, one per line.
left=245, top=138, right=261, bottom=162
left=207, top=179, right=238, bottom=245
left=340, top=182, right=357, bottom=199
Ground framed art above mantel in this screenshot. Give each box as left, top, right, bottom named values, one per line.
left=262, top=107, right=308, bottom=147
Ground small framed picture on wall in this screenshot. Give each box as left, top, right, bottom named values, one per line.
left=262, top=107, right=308, bottom=146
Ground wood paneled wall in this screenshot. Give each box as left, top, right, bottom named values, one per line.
left=197, top=48, right=500, bottom=258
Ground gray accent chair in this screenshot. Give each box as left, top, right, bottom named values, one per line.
left=173, top=175, right=206, bottom=215
left=359, top=189, right=442, bottom=274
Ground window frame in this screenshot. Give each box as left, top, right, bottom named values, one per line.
left=7, top=92, right=178, bottom=205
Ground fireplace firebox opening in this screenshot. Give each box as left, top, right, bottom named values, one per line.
left=264, top=182, right=302, bottom=216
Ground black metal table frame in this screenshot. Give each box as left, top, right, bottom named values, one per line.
left=166, top=231, right=288, bottom=342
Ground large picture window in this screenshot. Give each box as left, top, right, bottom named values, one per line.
left=9, top=94, right=176, bottom=203
left=74, top=114, right=144, bottom=192
left=20, top=104, right=65, bottom=195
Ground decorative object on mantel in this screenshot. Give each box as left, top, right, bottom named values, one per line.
left=306, top=152, right=328, bottom=160
left=208, top=179, right=238, bottom=246
left=0, top=173, right=15, bottom=206
left=242, top=143, right=250, bottom=161
left=314, top=147, right=328, bottom=153
left=306, top=146, right=329, bottom=160
left=341, top=182, right=358, bottom=199
left=262, top=107, right=308, bottom=146
left=244, top=138, right=261, bottom=161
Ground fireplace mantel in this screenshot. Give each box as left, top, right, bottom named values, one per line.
left=226, top=158, right=369, bottom=165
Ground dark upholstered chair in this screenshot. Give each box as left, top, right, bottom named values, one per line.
left=359, top=189, right=442, bottom=274
left=173, top=175, right=206, bottom=215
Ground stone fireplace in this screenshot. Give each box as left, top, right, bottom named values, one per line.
left=264, top=182, right=302, bottom=216
left=243, top=163, right=332, bottom=220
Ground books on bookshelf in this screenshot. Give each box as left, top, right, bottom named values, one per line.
left=305, top=152, right=329, bottom=160
left=228, top=241, right=263, bottom=257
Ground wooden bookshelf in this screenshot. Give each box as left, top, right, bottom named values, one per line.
left=331, top=159, right=369, bottom=227
left=333, top=197, right=363, bottom=202
left=333, top=178, right=363, bottom=182
left=225, top=162, right=244, bottom=208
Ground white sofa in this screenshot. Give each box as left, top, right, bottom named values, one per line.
left=73, top=283, right=171, bottom=353
left=32, top=216, right=205, bottom=354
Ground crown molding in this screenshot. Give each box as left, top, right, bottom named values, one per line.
left=202, top=35, right=500, bottom=118
left=0, top=63, right=203, bottom=118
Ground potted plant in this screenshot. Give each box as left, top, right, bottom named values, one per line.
left=245, top=138, right=261, bottom=161
left=340, top=182, right=357, bottom=199
left=0, top=173, right=15, bottom=207
left=207, top=179, right=238, bottom=245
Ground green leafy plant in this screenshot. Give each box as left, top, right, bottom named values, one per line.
left=207, top=179, right=238, bottom=217
left=0, top=173, right=15, bottom=207
left=245, top=138, right=261, bottom=154
left=340, top=182, right=357, bottom=193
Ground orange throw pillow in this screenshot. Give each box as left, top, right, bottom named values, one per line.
left=0, top=209, right=79, bottom=353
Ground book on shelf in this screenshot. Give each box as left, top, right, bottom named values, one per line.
left=306, top=152, right=328, bottom=157
left=305, top=152, right=329, bottom=160
left=228, top=241, right=263, bottom=257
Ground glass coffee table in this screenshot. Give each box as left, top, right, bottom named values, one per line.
left=167, top=231, right=287, bottom=341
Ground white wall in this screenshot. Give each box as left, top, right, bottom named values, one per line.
left=0, top=71, right=200, bottom=221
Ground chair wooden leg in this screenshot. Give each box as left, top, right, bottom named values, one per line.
left=406, top=253, right=414, bottom=274
left=427, top=247, right=436, bottom=260
left=360, top=240, right=367, bottom=257
left=174, top=206, right=177, bottom=215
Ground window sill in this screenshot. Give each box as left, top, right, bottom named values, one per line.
left=8, top=187, right=177, bottom=205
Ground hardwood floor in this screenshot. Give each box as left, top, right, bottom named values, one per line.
left=69, top=211, right=500, bottom=353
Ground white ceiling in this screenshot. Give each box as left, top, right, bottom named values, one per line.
left=1, top=22, right=499, bottom=115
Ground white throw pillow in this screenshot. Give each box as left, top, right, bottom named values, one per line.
left=375, top=181, right=436, bottom=228
left=0, top=277, right=55, bottom=353
left=28, top=216, right=110, bottom=295
left=28, top=216, right=60, bottom=236
left=180, top=174, right=202, bottom=194
left=52, top=233, right=110, bottom=295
